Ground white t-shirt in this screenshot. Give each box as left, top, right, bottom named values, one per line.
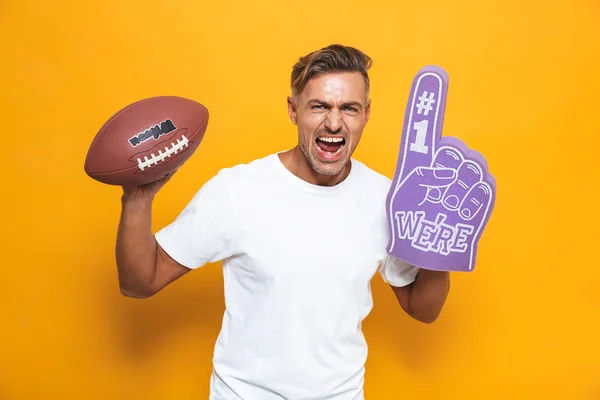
left=155, top=152, right=420, bottom=399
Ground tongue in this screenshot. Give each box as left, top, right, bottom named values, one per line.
left=318, top=141, right=342, bottom=153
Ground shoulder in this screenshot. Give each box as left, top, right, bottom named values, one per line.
left=185, top=153, right=278, bottom=206
left=206, top=153, right=281, bottom=196
left=350, top=158, right=393, bottom=194
left=217, top=153, right=279, bottom=181
left=348, top=158, right=394, bottom=234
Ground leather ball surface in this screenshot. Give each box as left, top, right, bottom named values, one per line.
left=84, top=96, right=209, bottom=186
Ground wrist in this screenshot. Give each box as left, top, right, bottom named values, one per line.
left=121, top=192, right=154, bottom=208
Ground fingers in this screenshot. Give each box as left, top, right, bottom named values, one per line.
left=402, top=166, right=456, bottom=207
left=459, top=181, right=493, bottom=221
left=432, top=146, right=463, bottom=170
left=394, top=65, right=449, bottom=185
left=163, top=168, right=179, bottom=179
left=412, top=167, right=457, bottom=190
left=442, top=160, right=484, bottom=210
left=428, top=137, right=492, bottom=221
left=426, top=146, right=463, bottom=202
left=414, top=166, right=457, bottom=185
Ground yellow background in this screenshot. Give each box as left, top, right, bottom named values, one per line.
left=1, top=0, right=599, bottom=398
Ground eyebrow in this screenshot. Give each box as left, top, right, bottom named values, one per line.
left=307, top=99, right=364, bottom=110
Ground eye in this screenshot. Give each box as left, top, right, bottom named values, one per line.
left=345, top=106, right=358, bottom=112
left=312, top=105, right=324, bottom=110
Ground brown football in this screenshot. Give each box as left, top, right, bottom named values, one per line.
left=84, top=96, right=209, bottom=186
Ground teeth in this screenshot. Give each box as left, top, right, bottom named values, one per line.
left=318, top=137, right=344, bottom=143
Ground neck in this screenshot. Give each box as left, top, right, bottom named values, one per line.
left=278, top=146, right=351, bottom=187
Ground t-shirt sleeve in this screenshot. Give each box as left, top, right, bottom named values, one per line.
left=378, top=254, right=420, bottom=287
left=154, top=169, right=236, bottom=269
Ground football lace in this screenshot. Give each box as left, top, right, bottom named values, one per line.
left=136, top=135, right=189, bottom=171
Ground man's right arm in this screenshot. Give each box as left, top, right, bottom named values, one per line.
left=115, top=176, right=190, bottom=299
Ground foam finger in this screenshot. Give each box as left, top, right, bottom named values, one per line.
left=393, top=65, right=449, bottom=187
left=426, top=142, right=465, bottom=202
left=466, top=148, right=489, bottom=174
left=459, top=181, right=493, bottom=221
left=432, top=146, right=464, bottom=170
left=442, top=160, right=484, bottom=210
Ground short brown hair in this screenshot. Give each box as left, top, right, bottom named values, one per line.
left=290, top=44, right=373, bottom=100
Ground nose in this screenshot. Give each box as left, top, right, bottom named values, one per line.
left=324, top=109, right=342, bottom=133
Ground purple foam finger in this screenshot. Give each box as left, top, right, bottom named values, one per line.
left=466, top=148, right=490, bottom=175
left=437, top=136, right=470, bottom=158
left=391, top=65, right=449, bottom=187
left=432, top=146, right=464, bottom=170
left=387, top=66, right=449, bottom=252
left=426, top=146, right=464, bottom=203
left=459, top=182, right=491, bottom=221
left=386, top=66, right=497, bottom=272
left=442, top=160, right=483, bottom=211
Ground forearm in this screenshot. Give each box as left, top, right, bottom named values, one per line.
left=406, top=269, right=450, bottom=323
left=115, top=195, right=158, bottom=297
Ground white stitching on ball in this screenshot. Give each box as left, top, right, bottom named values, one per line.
left=136, top=135, right=189, bottom=171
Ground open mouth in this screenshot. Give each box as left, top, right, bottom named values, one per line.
left=315, top=136, right=346, bottom=159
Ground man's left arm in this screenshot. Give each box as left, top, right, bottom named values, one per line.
left=390, top=269, right=450, bottom=323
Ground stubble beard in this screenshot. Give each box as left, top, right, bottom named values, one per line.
left=299, top=135, right=347, bottom=177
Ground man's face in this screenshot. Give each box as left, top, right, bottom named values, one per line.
left=288, top=72, right=371, bottom=177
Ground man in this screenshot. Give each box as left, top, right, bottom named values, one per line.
left=115, top=44, right=450, bottom=399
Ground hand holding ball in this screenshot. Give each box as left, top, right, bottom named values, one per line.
left=84, top=96, right=209, bottom=186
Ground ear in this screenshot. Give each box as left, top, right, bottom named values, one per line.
left=287, top=96, right=297, bottom=125
left=365, top=99, right=371, bottom=123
